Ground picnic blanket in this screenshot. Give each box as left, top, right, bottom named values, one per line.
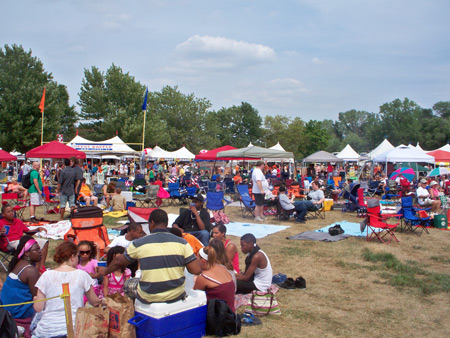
left=288, top=231, right=350, bottom=242
left=27, top=220, right=72, bottom=240
left=223, top=222, right=290, bottom=239
left=316, top=221, right=366, bottom=237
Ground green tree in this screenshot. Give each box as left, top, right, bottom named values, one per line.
left=299, top=120, right=330, bottom=156
left=262, top=115, right=306, bottom=159
left=433, top=101, right=450, bottom=118
left=146, top=86, right=213, bottom=153
left=378, top=98, right=423, bottom=146
left=0, top=44, right=77, bottom=152
left=215, top=102, right=263, bottom=148
left=78, top=64, right=146, bottom=145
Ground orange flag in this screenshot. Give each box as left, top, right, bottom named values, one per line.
left=39, top=87, right=46, bottom=113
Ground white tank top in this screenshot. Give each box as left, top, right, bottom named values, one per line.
left=253, top=250, right=272, bottom=292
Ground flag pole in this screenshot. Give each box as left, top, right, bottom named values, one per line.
left=141, top=87, right=148, bottom=151
left=39, top=87, right=46, bottom=146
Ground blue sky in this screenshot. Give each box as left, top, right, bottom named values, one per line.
left=2, top=0, right=449, bottom=121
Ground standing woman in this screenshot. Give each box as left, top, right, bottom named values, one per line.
left=32, top=242, right=101, bottom=338
left=0, top=236, right=41, bottom=338
left=211, top=224, right=240, bottom=273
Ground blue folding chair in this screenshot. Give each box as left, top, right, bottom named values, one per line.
left=206, top=191, right=225, bottom=212
left=400, top=196, right=430, bottom=235
left=186, top=186, right=197, bottom=199
left=168, top=182, right=187, bottom=205
left=208, top=181, right=217, bottom=192
left=225, top=181, right=235, bottom=194
left=236, top=184, right=255, bottom=218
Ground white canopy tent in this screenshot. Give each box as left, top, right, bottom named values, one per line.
left=171, top=146, right=195, bottom=161
left=437, top=144, right=450, bottom=152
left=266, top=142, right=294, bottom=163
left=67, top=135, right=137, bottom=155
left=145, top=146, right=173, bottom=159
left=336, top=144, right=360, bottom=161
left=372, top=145, right=435, bottom=163
left=368, top=138, right=395, bottom=160
left=144, top=145, right=195, bottom=161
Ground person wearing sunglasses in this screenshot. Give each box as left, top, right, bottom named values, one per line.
left=76, top=240, right=101, bottom=297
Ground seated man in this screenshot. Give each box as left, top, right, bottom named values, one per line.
left=97, top=209, right=201, bottom=304
left=293, top=181, right=325, bottom=223
left=110, top=188, right=127, bottom=211
left=236, top=233, right=272, bottom=294
left=0, top=205, right=48, bottom=272
left=104, top=222, right=145, bottom=254
left=78, top=178, right=98, bottom=206
left=278, top=184, right=303, bottom=221
left=416, top=179, right=441, bottom=213
left=172, top=194, right=211, bottom=246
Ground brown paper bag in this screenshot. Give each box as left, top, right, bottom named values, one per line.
left=74, top=306, right=109, bottom=338
left=105, top=293, right=136, bottom=338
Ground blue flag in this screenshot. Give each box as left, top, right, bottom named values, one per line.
left=142, top=87, right=148, bottom=110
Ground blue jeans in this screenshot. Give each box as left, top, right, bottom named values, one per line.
left=295, top=200, right=318, bottom=221
left=189, top=230, right=210, bottom=246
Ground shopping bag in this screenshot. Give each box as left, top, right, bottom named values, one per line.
left=245, top=290, right=281, bottom=316
left=74, top=306, right=109, bottom=338
left=105, top=293, right=136, bottom=338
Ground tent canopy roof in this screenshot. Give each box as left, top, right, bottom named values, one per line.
left=336, top=144, right=359, bottom=161
left=426, top=149, right=450, bottom=162
left=373, top=145, right=435, bottom=163
left=303, top=151, right=343, bottom=163
left=369, top=138, right=395, bottom=160
left=67, top=135, right=137, bottom=154
left=195, top=145, right=238, bottom=161
left=0, top=149, right=17, bottom=161
left=217, top=145, right=294, bottom=159
left=26, top=141, right=86, bottom=159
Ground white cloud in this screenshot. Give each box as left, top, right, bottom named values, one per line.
left=312, top=57, right=324, bottom=65
left=175, top=35, right=276, bottom=71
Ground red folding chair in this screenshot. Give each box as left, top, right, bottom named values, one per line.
left=366, top=199, right=400, bottom=244
left=1, top=193, right=27, bottom=220
left=357, top=188, right=367, bottom=217
left=43, top=186, right=60, bottom=214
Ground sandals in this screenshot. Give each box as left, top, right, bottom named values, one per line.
left=241, top=312, right=262, bottom=326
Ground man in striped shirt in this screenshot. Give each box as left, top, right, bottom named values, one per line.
left=98, top=209, right=201, bottom=303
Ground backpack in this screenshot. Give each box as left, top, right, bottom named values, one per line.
left=21, top=170, right=34, bottom=189
left=0, top=308, right=19, bottom=338
left=206, top=299, right=241, bottom=337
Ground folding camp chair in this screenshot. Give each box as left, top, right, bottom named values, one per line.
left=236, top=184, right=256, bottom=218
left=305, top=203, right=325, bottom=220
left=225, top=181, right=236, bottom=195
left=400, top=196, right=430, bottom=235
left=357, top=188, right=367, bottom=217
left=43, top=186, right=60, bottom=214
left=135, top=184, right=159, bottom=208
left=168, top=182, right=187, bottom=205
left=207, top=181, right=217, bottom=192
left=64, top=206, right=110, bottom=256
left=1, top=193, right=27, bottom=220
left=366, top=199, right=400, bottom=244
left=206, top=191, right=226, bottom=212
left=276, top=197, right=295, bottom=220
left=186, top=186, right=197, bottom=199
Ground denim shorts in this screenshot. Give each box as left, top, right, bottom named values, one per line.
left=60, top=194, right=75, bottom=208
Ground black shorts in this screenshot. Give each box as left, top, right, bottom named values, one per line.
left=254, top=193, right=264, bottom=206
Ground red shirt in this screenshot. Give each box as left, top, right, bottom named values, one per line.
left=0, top=217, right=29, bottom=242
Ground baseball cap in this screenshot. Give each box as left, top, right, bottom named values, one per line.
left=190, top=194, right=204, bottom=203
left=429, top=180, right=438, bottom=186
left=420, top=179, right=427, bottom=184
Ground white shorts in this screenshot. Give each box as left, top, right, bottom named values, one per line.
left=8, top=237, right=48, bottom=251
left=30, top=192, right=43, bottom=206
left=419, top=198, right=433, bottom=206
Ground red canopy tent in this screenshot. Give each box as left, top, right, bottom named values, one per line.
left=0, top=150, right=17, bottom=162
left=195, top=145, right=258, bottom=161
left=26, top=141, right=86, bottom=159
left=426, top=150, right=450, bottom=162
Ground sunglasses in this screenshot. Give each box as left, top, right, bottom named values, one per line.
left=79, top=250, right=91, bottom=255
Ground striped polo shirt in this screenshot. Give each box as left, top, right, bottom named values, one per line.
left=124, top=228, right=196, bottom=303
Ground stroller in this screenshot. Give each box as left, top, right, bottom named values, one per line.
left=342, top=182, right=360, bottom=212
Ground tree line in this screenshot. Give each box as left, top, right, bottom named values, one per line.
left=1, top=44, right=449, bottom=159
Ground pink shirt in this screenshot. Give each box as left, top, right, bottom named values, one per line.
left=77, top=259, right=98, bottom=275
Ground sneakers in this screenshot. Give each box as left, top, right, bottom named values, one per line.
left=29, top=217, right=39, bottom=223
left=279, top=277, right=296, bottom=290
left=295, top=276, right=306, bottom=289
left=296, top=218, right=306, bottom=223
left=254, top=216, right=264, bottom=222
left=260, top=215, right=267, bottom=221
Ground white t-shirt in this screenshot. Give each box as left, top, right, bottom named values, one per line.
left=252, top=168, right=268, bottom=194
left=33, top=270, right=93, bottom=337
left=416, top=186, right=430, bottom=205
left=108, top=235, right=132, bottom=249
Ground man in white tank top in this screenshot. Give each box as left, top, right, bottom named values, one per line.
left=235, top=233, right=272, bottom=294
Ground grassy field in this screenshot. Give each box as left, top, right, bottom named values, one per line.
left=2, top=202, right=450, bottom=337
